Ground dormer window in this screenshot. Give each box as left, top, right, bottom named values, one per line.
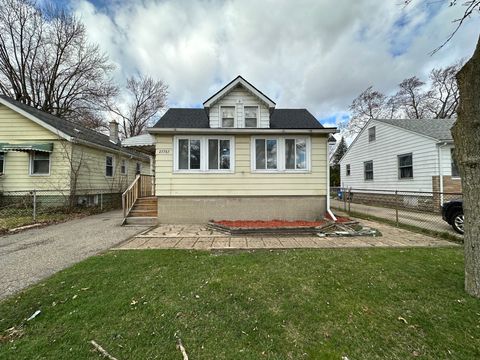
left=244, top=106, right=258, bottom=128
left=221, top=106, right=235, bottom=128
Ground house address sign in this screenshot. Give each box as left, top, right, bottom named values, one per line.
left=158, top=149, right=170, bottom=154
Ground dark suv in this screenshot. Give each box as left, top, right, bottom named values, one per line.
left=441, top=200, right=464, bottom=234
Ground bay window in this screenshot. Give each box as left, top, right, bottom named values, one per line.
left=252, top=137, right=310, bottom=172
left=175, top=136, right=234, bottom=172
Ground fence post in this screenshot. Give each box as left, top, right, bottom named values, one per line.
left=343, top=188, right=347, bottom=211
left=32, top=190, right=37, bottom=222
left=395, top=190, right=399, bottom=226
left=100, top=193, right=103, bottom=211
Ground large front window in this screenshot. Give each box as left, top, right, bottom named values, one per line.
left=30, top=151, right=50, bottom=175
left=253, top=137, right=309, bottom=172
left=175, top=137, right=234, bottom=172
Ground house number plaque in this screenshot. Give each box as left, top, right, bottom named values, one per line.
left=158, top=149, right=170, bottom=154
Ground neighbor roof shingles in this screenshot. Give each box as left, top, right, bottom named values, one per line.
left=375, top=118, right=455, bottom=141
left=153, top=108, right=324, bottom=129
left=0, top=95, right=148, bottom=159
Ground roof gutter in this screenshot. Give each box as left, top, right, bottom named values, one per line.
left=148, top=128, right=338, bottom=135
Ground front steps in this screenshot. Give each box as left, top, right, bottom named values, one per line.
left=124, top=197, right=158, bottom=226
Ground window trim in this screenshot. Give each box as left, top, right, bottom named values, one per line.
left=250, top=136, right=311, bottom=173
left=363, top=160, right=374, bottom=181
left=346, top=164, right=351, bottom=176
left=220, top=105, right=236, bottom=128
left=397, top=153, right=413, bottom=180
left=368, top=127, right=376, bottom=142
left=120, top=159, right=128, bottom=176
left=244, top=105, right=259, bottom=128
left=173, top=136, right=235, bottom=173
left=105, top=154, right=114, bottom=178
left=29, top=151, right=51, bottom=176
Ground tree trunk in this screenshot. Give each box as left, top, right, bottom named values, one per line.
left=452, top=35, right=480, bottom=298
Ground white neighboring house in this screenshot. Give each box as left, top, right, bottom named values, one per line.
left=339, top=118, right=461, bottom=195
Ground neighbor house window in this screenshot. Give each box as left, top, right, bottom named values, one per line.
left=244, top=106, right=258, bottom=128
left=0, top=152, right=4, bottom=174
left=368, top=127, right=376, bottom=142
left=346, top=164, right=351, bottom=176
left=221, top=106, right=235, bottom=128
left=136, top=162, right=141, bottom=174
left=30, top=151, right=50, bottom=175
left=208, top=139, right=231, bottom=170
left=285, top=138, right=307, bottom=170
left=255, top=138, right=278, bottom=170
left=451, top=148, right=460, bottom=177
left=175, top=136, right=234, bottom=172
left=398, top=153, right=413, bottom=179
left=120, top=159, right=127, bottom=175
left=105, top=155, right=114, bottom=177
left=364, top=160, right=373, bottom=180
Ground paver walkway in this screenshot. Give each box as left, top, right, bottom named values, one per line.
left=0, top=210, right=147, bottom=300
left=117, top=219, right=458, bottom=250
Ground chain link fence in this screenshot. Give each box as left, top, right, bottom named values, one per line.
left=0, top=189, right=122, bottom=232
left=330, top=187, right=463, bottom=238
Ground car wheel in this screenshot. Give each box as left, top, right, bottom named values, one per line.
left=451, top=211, right=464, bottom=235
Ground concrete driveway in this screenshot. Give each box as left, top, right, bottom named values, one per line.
left=0, top=210, right=147, bottom=300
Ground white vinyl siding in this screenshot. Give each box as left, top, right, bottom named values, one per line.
left=208, top=85, right=270, bottom=128
left=340, top=120, right=441, bottom=192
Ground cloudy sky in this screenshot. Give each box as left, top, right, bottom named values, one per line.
left=67, top=0, right=479, bottom=128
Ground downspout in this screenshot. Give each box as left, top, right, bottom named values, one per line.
left=326, top=138, right=337, bottom=221
left=437, top=142, right=448, bottom=205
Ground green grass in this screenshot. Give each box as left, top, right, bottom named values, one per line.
left=1, top=248, right=479, bottom=359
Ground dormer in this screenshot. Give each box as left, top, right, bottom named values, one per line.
left=203, top=76, right=276, bottom=128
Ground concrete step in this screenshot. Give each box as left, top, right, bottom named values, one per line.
left=132, top=204, right=157, bottom=210
left=124, top=217, right=158, bottom=226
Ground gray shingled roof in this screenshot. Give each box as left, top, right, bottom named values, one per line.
left=0, top=95, right=149, bottom=160
left=375, top=118, right=455, bottom=140
left=153, top=108, right=324, bottom=129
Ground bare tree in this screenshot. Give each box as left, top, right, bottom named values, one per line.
left=346, top=86, right=398, bottom=135
left=426, top=62, right=462, bottom=118
left=0, top=0, right=117, bottom=128
left=394, top=76, right=432, bottom=119
left=107, top=75, right=168, bottom=138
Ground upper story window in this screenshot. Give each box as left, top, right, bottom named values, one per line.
left=0, top=152, right=4, bottom=175
left=176, top=136, right=234, bottom=172
left=451, top=148, right=460, bottom=177
left=221, top=106, right=235, bottom=128
left=105, top=155, right=114, bottom=177
left=364, top=160, right=373, bottom=180
left=346, top=164, right=351, bottom=176
left=244, top=106, right=258, bottom=128
left=120, top=159, right=127, bottom=175
left=30, top=151, right=50, bottom=175
left=252, top=137, right=310, bottom=172
left=368, top=127, right=376, bottom=142
left=398, top=153, right=413, bottom=179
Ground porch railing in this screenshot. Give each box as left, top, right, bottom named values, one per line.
left=122, top=174, right=155, bottom=220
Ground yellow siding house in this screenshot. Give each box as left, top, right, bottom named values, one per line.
left=0, top=95, right=151, bottom=204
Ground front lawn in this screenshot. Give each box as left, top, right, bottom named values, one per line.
left=1, top=248, right=479, bottom=359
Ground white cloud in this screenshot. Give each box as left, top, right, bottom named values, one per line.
left=72, top=0, right=480, bottom=121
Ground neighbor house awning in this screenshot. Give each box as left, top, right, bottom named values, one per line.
left=2, top=143, right=54, bottom=153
